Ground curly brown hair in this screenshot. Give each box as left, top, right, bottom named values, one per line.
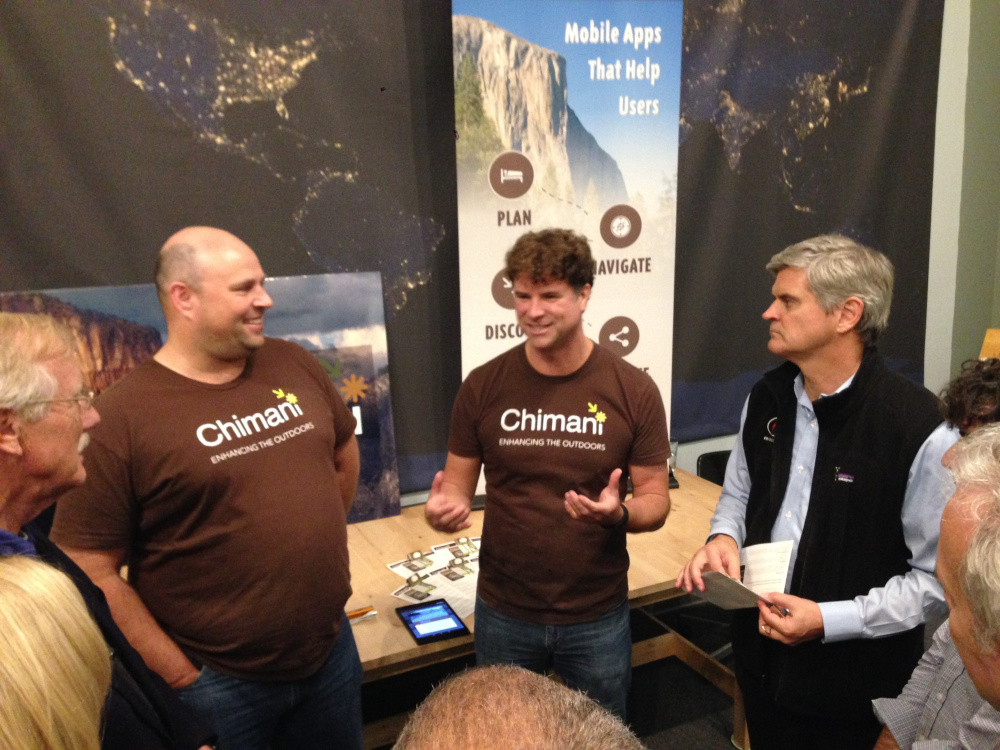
left=504, top=229, right=595, bottom=292
left=940, top=358, right=1000, bottom=435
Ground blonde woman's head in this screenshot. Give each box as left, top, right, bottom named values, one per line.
left=0, top=555, right=111, bottom=750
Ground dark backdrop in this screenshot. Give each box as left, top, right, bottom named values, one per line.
left=0, top=0, right=460, bottom=492
left=0, top=0, right=945, bottom=482
left=671, top=0, right=944, bottom=441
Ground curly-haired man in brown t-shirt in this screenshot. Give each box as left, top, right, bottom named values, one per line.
left=426, top=228, right=671, bottom=719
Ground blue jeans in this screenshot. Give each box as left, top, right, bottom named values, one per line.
left=474, top=596, right=632, bottom=719
left=177, top=613, right=363, bottom=750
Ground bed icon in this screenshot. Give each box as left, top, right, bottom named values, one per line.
left=489, top=152, right=533, bottom=198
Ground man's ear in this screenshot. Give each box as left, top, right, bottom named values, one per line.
left=0, top=409, right=24, bottom=457
left=836, top=296, right=864, bottom=333
left=169, top=282, right=197, bottom=320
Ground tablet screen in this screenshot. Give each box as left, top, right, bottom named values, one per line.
left=396, top=599, right=471, bottom=645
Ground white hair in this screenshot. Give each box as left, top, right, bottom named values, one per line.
left=948, top=423, right=1000, bottom=652
left=0, top=313, right=78, bottom=422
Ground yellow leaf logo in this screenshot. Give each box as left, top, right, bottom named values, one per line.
left=272, top=388, right=296, bottom=404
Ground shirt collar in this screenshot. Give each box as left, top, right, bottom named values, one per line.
left=794, top=371, right=858, bottom=416
left=0, top=526, right=37, bottom=557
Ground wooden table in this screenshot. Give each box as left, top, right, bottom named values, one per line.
left=346, top=469, right=747, bottom=748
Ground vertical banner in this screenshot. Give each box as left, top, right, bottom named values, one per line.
left=452, top=1, right=683, bottom=414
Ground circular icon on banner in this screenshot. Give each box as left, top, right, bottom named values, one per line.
left=600, top=204, right=642, bottom=248
left=599, top=316, right=639, bottom=357
left=491, top=269, right=516, bottom=309
left=489, top=152, right=534, bottom=199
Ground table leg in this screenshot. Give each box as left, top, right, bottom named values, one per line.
left=730, top=684, right=750, bottom=749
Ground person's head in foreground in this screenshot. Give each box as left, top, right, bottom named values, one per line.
left=0, top=554, right=111, bottom=750
left=940, top=358, right=1000, bottom=436
left=154, top=226, right=273, bottom=366
left=392, top=664, right=643, bottom=750
left=939, top=422, right=1000, bottom=710
left=503, top=229, right=597, bottom=362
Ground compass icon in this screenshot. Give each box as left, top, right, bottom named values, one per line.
left=610, top=215, right=632, bottom=238
left=600, top=205, right=642, bottom=248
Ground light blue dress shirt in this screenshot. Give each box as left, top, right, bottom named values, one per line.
left=709, top=372, right=958, bottom=642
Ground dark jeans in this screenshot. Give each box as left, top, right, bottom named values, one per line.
left=474, top=596, right=632, bottom=719
left=177, top=613, right=363, bottom=750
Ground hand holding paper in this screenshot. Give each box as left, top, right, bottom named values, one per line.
left=675, top=534, right=742, bottom=592
left=757, top=592, right=825, bottom=645
left=678, top=540, right=794, bottom=614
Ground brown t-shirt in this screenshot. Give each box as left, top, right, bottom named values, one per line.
left=52, top=338, right=357, bottom=680
left=449, top=343, right=669, bottom=624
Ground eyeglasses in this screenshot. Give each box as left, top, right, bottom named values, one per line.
left=25, top=389, right=95, bottom=411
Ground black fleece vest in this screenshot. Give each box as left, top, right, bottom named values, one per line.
left=731, top=349, right=944, bottom=718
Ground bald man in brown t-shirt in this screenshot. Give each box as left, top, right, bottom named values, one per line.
left=52, top=227, right=363, bottom=750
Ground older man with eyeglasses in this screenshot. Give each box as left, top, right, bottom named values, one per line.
left=0, top=312, right=214, bottom=750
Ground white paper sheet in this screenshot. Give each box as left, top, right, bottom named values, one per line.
left=389, top=537, right=482, bottom=617
left=739, top=540, right=793, bottom=596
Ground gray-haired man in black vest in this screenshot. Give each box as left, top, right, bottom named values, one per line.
left=677, top=235, right=958, bottom=749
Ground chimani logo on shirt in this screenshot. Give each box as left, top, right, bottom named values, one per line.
left=196, top=389, right=304, bottom=447
left=500, top=401, right=607, bottom=436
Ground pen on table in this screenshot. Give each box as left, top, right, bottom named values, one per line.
left=347, top=606, right=377, bottom=622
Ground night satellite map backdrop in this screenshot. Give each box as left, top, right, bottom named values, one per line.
left=671, top=1, right=944, bottom=440
left=0, top=0, right=459, bottom=491
left=0, top=0, right=945, bottom=468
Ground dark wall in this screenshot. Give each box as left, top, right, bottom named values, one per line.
left=0, top=0, right=461, bottom=491
left=671, top=1, right=943, bottom=440
left=0, top=0, right=945, bottom=470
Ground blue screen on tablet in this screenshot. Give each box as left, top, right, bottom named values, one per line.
left=396, top=599, right=470, bottom=644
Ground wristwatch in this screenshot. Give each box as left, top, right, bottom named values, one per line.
left=607, top=503, right=629, bottom=529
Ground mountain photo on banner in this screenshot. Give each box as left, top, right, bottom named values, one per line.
left=451, top=1, right=682, bottom=423
left=0, top=273, right=400, bottom=523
